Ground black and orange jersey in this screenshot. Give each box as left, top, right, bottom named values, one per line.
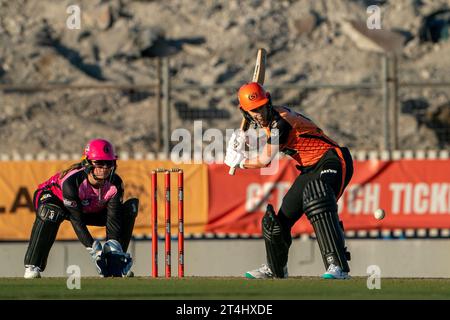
left=267, top=106, right=340, bottom=168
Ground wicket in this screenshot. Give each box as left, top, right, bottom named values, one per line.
left=151, top=168, right=184, bottom=278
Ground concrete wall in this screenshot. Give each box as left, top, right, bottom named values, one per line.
left=3, top=239, right=450, bottom=278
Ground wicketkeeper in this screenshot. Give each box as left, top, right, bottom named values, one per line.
left=225, top=83, right=354, bottom=279
left=24, top=139, right=139, bottom=278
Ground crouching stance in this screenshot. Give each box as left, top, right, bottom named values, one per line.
left=225, top=83, right=353, bottom=279
left=24, top=139, right=139, bottom=278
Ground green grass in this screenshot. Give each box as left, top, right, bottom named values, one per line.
left=1, top=277, right=450, bottom=300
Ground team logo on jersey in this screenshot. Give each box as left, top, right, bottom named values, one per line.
left=63, top=198, right=77, bottom=208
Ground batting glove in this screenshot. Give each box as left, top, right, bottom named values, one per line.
left=225, top=147, right=246, bottom=169
left=228, top=130, right=246, bottom=152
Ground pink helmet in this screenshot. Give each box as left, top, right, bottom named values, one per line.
left=83, top=139, right=117, bottom=161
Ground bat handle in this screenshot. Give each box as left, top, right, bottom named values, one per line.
left=229, top=167, right=236, bottom=175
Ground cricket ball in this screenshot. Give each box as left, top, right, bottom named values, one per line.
left=374, top=208, right=385, bottom=220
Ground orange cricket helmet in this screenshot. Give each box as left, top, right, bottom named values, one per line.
left=238, top=82, right=269, bottom=111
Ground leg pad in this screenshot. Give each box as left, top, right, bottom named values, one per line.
left=262, top=204, right=291, bottom=278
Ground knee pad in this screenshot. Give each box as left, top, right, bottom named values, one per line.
left=303, top=179, right=350, bottom=272
left=24, top=203, right=66, bottom=270
left=262, top=204, right=291, bottom=278
left=37, top=203, right=67, bottom=223
left=123, top=198, right=139, bottom=219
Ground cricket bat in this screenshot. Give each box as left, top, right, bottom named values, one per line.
left=229, top=48, right=267, bottom=175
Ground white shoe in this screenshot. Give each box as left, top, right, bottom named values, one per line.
left=245, top=264, right=288, bottom=279
left=24, top=265, right=42, bottom=279
left=322, top=264, right=350, bottom=279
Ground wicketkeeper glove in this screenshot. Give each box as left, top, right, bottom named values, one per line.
left=86, top=240, right=107, bottom=276
left=101, top=239, right=133, bottom=277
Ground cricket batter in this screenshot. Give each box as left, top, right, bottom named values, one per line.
left=24, top=139, right=138, bottom=278
left=224, top=82, right=354, bottom=279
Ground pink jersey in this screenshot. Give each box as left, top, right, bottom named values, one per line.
left=36, top=167, right=123, bottom=213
